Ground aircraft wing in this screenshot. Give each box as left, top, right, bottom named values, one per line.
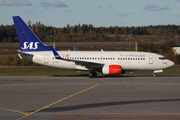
left=74, top=60, right=104, bottom=70
left=51, top=47, right=104, bottom=70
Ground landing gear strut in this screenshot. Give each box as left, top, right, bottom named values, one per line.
left=89, top=71, right=97, bottom=78
left=152, top=70, right=163, bottom=77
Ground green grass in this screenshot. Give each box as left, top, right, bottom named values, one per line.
left=125, top=66, right=180, bottom=75
left=0, top=54, right=17, bottom=58
left=0, top=67, right=89, bottom=75
left=0, top=66, right=179, bottom=75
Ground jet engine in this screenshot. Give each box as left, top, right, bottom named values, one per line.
left=102, top=65, right=122, bottom=75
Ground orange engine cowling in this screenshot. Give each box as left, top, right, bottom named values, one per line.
left=102, top=65, right=122, bottom=75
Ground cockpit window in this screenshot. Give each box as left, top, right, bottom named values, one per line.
left=159, top=57, right=167, bottom=60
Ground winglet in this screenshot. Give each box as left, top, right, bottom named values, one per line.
left=73, top=46, right=79, bottom=51
left=51, top=47, right=61, bottom=59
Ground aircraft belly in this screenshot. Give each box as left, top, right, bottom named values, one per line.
left=50, top=60, right=76, bottom=69
left=122, top=61, right=146, bottom=70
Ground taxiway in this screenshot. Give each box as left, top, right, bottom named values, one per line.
left=0, top=75, right=180, bottom=120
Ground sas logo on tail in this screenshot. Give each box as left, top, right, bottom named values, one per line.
left=21, top=42, right=39, bottom=49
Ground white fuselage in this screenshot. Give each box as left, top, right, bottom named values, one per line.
left=19, top=51, right=175, bottom=72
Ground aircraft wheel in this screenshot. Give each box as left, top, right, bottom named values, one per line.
left=89, top=72, right=93, bottom=78
left=89, top=71, right=97, bottom=78
left=152, top=73, right=156, bottom=77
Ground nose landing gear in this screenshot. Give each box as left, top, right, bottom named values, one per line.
left=152, top=73, right=156, bottom=77
left=152, top=70, right=163, bottom=77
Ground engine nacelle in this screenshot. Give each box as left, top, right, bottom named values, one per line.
left=102, top=65, right=122, bottom=75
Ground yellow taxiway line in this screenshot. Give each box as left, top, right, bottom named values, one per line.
left=17, top=83, right=99, bottom=120
left=0, top=108, right=28, bottom=116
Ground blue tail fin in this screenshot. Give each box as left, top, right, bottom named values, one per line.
left=13, top=16, right=52, bottom=52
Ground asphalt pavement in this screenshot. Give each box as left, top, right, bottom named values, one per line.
left=0, top=75, right=180, bottom=120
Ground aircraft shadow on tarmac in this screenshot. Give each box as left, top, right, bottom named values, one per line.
left=49, top=74, right=136, bottom=78
left=28, top=98, right=180, bottom=112
left=49, top=74, right=180, bottom=78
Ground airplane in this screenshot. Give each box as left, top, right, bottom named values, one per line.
left=13, top=16, right=175, bottom=77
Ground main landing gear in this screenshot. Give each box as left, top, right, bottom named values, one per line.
left=89, top=71, right=97, bottom=78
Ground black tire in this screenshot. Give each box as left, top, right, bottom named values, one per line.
left=152, top=73, right=156, bottom=77
left=89, top=72, right=93, bottom=78
left=89, top=71, right=97, bottom=78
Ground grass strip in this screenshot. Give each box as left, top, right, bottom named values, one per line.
left=0, top=66, right=179, bottom=75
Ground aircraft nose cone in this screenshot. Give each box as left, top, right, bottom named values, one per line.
left=169, top=60, right=175, bottom=67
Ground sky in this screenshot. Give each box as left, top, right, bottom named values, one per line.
left=0, top=0, right=180, bottom=28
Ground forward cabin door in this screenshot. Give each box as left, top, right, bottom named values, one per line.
left=149, top=55, right=153, bottom=64
left=44, top=54, right=49, bottom=64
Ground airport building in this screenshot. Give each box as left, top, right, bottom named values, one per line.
left=172, top=41, right=180, bottom=54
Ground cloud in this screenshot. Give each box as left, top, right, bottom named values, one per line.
left=53, top=0, right=68, bottom=7
left=97, top=6, right=103, bottom=8
left=118, top=13, right=129, bottom=17
left=39, top=0, right=68, bottom=9
left=144, top=4, right=169, bottom=11
left=39, top=2, right=51, bottom=8
left=0, top=0, right=32, bottom=6
left=108, top=4, right=111, bottom=8
left=66, top=10, right=75, bottom=12
left=178, top=12, right=180, bottom=17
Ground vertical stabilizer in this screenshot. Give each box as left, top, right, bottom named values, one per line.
left=13, top=16, right=51, bottom=52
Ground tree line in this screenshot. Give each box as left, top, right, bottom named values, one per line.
left=0, top=21, right=180, bottom=43
left=137, top=41, right=180, bottom=64
left=0, top=41, right=180, bottom=66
